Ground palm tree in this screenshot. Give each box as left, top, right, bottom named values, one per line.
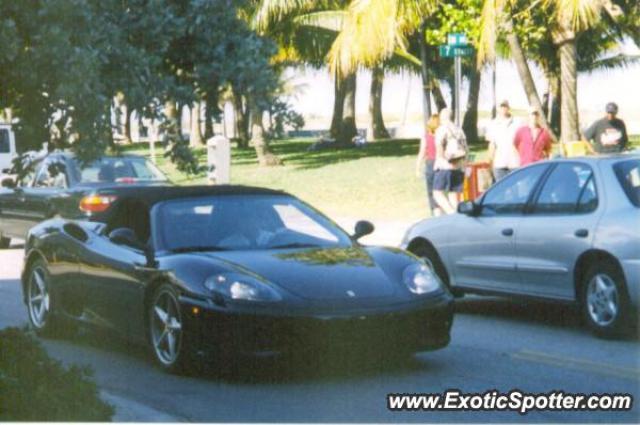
left=479, top=0, right=624, bottom=142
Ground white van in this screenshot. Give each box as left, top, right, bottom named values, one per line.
left=0, top=125, right=16, bottom=172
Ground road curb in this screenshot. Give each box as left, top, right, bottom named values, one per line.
left=100, top=390, right=181, bottom=422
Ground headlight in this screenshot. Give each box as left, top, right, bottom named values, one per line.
left=402, top=263, right=442, bottom=295
left=204, top=273, right=282, bottom=302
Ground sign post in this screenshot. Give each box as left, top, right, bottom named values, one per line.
left=439, top=33, right=474, bottom=127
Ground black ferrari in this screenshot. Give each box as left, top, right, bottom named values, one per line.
left=22, top=186, right=453, bottom=373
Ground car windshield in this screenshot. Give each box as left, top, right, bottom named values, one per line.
left=613, top=159, right=640, bottom=208
left=156, top=195, right=352, bottom=252
left=69, top=157, right=167, bottom=184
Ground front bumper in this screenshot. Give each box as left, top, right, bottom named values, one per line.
left=180, top=293, right=454, bottom=357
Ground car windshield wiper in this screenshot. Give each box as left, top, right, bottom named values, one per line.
left=169, top=245, right=230, bottom=253
left=267, top=242, right=322, bottom=249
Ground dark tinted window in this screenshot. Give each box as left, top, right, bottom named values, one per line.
left=69, top=157, right=167, bottom=184
left=613, top=159, right=640, bottom=208
left=157, top=195, right=351, bottom=251
left=481, top=164, right=548, bottom=215
left=0, top=129, right=9, bottom=153
left=533, top=163, right=597, bottom=214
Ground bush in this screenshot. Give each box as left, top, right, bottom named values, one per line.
left=0, top=327, right=114, bottom=421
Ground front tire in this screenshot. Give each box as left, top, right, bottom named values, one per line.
left=581, top=261, right=633, bottom=338
left=412, top=243, right=462, bottom=298
left=26, top=259, right=65, bottom=337
left=148, top=284, right=190, bottom=373
left=0, top=235, right=10, bottom=249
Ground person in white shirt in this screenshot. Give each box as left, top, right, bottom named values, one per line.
left=487, top=100, right=520, bottom=181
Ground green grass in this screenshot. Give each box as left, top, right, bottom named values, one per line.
left=122, top=134, right=639, bottom=221
left=123, top=138, right=489, bottom=221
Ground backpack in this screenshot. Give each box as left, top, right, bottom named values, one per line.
left=443, top=124, right=468, bottom=161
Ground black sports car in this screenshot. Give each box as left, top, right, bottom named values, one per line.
left=0, top=151, right=168, bottom=248
left=22, top=186, right=453, bottom=372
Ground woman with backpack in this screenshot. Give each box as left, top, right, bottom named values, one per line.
left=433, top=108, right=468, bottom=214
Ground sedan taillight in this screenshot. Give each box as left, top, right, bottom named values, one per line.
left=79, top=195, right=117, bottom=213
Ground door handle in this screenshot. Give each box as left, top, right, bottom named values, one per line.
left=501, top=228, right=514, bottom=236
left=574, top=229, right=589, bottom=238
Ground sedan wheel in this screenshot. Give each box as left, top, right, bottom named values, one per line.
left=149, top=284, right=186, bottom=372
left=582, top=261, right=632, bottom=338
left=586, top=274, right=619, bottom=327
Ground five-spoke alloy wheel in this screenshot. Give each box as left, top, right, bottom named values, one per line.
left=149, top=284, right=187, bottom=372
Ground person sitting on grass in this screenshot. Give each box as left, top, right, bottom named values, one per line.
left=433, top=108, right=468, bottom=215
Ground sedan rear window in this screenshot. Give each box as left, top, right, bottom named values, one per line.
left=613, top=159, right=640, bottom=208
left=70, top=157, right=167, bottom=184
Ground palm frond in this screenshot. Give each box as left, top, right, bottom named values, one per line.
left=551, top=0, right=602, bottom=30
left=582, top=52, right=640, bottom=72
left=327, top=0, right=434, bottom=76
left=253, top=0, right=317, bottom=31
left=477, top=0, right=509, bottom=66
left=294, top=10, right=346, bottom=32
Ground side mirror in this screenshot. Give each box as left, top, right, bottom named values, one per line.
left=353, top=220, right=374, bottom=241
left=1, top=177, right=15, bottom=188
left=457, top=201, right=479, bottom=216
left=109, top=228, right=145, bottom=250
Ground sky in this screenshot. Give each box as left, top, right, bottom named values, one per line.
left=285, top=40, right=640, bottom=136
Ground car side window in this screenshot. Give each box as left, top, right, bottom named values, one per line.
left=533, top=163, right=597, bottom=214
left=480, top=164, right=548, bottom=216
left=33, top=160, right=68, bottom=188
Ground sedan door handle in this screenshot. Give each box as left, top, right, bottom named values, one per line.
left=574, top=229, right=589, bottom=238
left=501, top=228, right=514, bottom=236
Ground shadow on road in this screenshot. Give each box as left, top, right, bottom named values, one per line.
left=454, top=296, right=640, bottom=342
left=49, top=322, right=436, bottom=385
left=454, top=296, right=583, bottom=328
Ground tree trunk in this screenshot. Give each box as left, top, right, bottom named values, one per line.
left=558, top=37, right=580, bottom=142
left=250, top=103, right=282, bottom=166
left=504, top=19, right=553, bottom=136
left=232, top=88, right=250, bottom=148
left=189, top=101, right=204, bottom=147
left=204, top=101, right=214, bottom=140
left=462, top=61, right=481, bottom=144
left=330, top=72, right=346, bottom=139
left=123, top=103, right=132, bottom=144
left=338, top=72, right=357, bottom=144
left=431, top=80, right=448, bottom=112
left=369, top=66, right=390, bottom=140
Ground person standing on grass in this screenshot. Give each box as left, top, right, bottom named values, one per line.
left=583, top=102, right=628, bottom=154
left=514, top=107, right=552, bottom=166
left=416, top=114, right=442, bottom=216
left=487, top=100, right=520, bottom=181
left=433, top=108, right=468, bottom=215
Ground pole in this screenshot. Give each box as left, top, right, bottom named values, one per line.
left=491, top=59, right=497, bottom=119
left=454, top=55, right=462, bottom=126
left=419, top=21, right=432, bottom=127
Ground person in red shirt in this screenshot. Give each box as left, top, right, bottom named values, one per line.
left=514, top=108, right=552, bottom=166
left=416, top=114, right=441, bottom=216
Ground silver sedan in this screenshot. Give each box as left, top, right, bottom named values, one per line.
left=401, top=154, right=640, bottom=337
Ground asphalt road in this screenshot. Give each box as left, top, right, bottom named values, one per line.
left=1, top=246, right=639, bottom=423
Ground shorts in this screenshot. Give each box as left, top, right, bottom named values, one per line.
left=433, top=169, right=464, bottom=193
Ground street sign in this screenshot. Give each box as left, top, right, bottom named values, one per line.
left=439, top=45, right=474, bottom=58
left=447, top=33, right=468, bottom=47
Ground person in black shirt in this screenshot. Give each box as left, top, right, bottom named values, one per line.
left=583, top=102, right=628, bottom=153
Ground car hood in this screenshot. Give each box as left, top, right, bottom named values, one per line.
left=198, top=246, right=398, bottom=301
